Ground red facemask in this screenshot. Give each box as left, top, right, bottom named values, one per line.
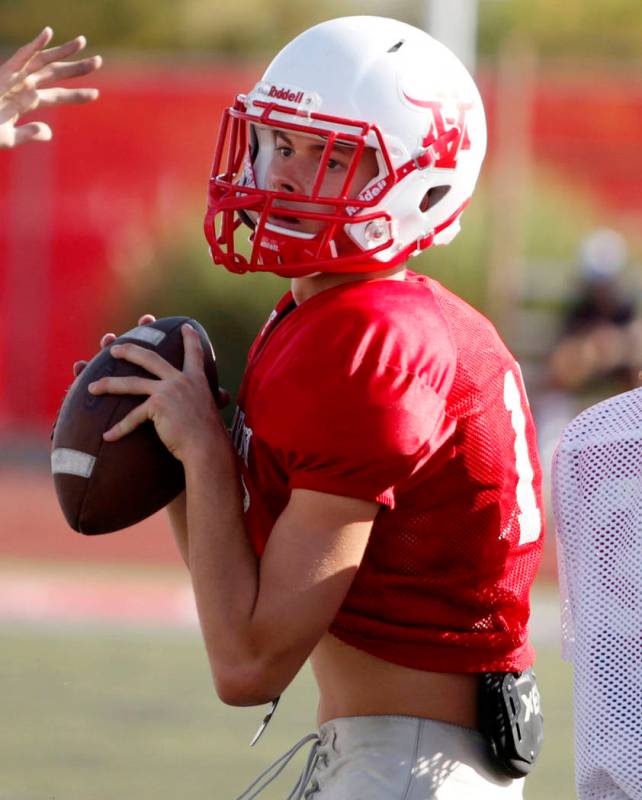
left=204, top=94, right=403, bottom=278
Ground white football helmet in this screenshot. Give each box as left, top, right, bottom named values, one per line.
left=205, top=16, right=487, bottom=277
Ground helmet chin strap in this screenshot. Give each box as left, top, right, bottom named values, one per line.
left=254, top=217, right=382, bottom=277
left=253, top=196, right=469, bottom=277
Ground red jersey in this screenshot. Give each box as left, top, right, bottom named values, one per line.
left=232, top=271, right=544, bottom=672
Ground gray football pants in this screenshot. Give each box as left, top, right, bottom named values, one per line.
left=307, top=715, right=524, bottom=800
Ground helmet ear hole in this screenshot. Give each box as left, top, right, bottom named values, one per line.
left=420, top=185, right=450, bottom=213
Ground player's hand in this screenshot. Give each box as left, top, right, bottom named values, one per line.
left=71, top=314, right=156, bottom=378
left=73, top=313, right=231, bottom=410
left=87, top=324, right=228, bottom=463
left=0, top=27, right=102, bottom=149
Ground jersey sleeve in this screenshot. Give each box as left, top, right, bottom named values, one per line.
left=263, top=315, right=453, bottom=507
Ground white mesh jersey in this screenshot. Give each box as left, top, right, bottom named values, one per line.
left=552, top=387, right=642, bottom=800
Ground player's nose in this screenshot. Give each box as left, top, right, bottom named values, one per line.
left=270, top=161, right=316, bottom=196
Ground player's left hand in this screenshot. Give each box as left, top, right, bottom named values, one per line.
left=87, top=324, right=229, bottom=464
left=0, top=27, right=102, bottom=149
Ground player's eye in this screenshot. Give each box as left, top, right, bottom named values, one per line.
left=276, top=145, right=294, bottom=158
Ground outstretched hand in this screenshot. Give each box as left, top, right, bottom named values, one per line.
left=0, top=27, right=102, bottom=149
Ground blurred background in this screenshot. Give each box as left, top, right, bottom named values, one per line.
left=1, top=1, right=641, bottom=798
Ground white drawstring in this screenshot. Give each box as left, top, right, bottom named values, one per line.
left=234, top=733, right=321, bottom=800
left=286, top=735, right=323, bottom=800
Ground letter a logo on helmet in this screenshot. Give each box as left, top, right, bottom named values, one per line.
left=402, top=94, right=473, bottom=170
left=204, top=16, right=487, bottom=278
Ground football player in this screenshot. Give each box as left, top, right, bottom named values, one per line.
left=89, top=17, right=545, bottom=798
left=553, top=387, right=642, bottom=800
left=0, top=27, right=101, bottom=149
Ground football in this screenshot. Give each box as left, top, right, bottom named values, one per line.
left=51, top=316, right=219, bottom=534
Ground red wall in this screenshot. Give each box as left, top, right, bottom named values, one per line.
left=0, top=64, right=259, bottom=432
left=1, top=64, right=640, bottom=431
left=532, top=73, right=642, bottom=212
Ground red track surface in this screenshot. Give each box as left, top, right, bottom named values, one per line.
left=0, top=465, right=195, bottom=626
left=0, top=466, right=182, bottom=567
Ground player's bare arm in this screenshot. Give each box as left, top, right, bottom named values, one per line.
left=0, top=27, right=101, bottom=149
left=166, top=489, right=189, bottom=566
left=87, top=324, right=378, bottom=703
left=186, top=483, right=376, bottom=705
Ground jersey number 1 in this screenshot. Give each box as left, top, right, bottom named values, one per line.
left=504, top=369, right=542, bottom=545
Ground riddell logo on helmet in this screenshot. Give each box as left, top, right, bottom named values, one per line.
left=359, top=177, right=388, bottom=203
left=346, top=177, right=388, bottom=216
left=268, top=86, right=305, bottom=104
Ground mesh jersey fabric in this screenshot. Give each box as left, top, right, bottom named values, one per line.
left=233, top=271, right=545, bottom=673
left=552, top=387, right=642, bottom=800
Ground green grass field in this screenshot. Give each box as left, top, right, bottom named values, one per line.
left=1, top=615, right=575, bottom=800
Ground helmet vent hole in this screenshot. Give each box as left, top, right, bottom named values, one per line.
left=420, top=185, right=450, bottom=212
left=387, top=40, right=405, bottom=53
